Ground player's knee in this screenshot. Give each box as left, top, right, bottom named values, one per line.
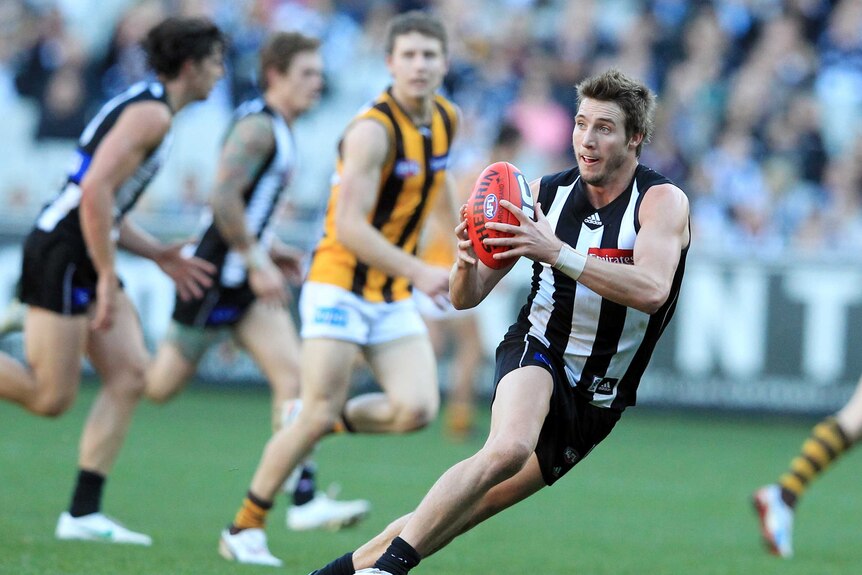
left=392, top=398, right=439, bottom=432
left=478, top=440, right=533, bottom=482
left=300, top=400, right=343, bottom=438
left=30, top=393, right=74, bottom=417
left=144, top=382, right=174, bottom=404
left=107, top=359, right=149, bottom=399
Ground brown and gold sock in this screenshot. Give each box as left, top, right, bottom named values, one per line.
left=230, top=491, right=273, bottom=534
left=777, top=417, right=853, bottom=508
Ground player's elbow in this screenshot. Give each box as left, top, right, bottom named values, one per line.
left=334, top=208, right=359, bottom=247
left=450, top=286, right=479, bottom=311
left=637, top=284, right=670, bottom=315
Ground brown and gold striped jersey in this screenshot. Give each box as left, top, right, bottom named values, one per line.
left=307, top=88, right=458, bottom=302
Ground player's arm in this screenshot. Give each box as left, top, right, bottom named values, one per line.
left=336, top=119, right=449, bottom=298
left=577, top=184, right=689, bottom=313
left=79, top=101, right=171, bottom=329
left=80, top=101, right=170, bottom=280
left=210, top=114, right=286, bottom=305
left=487, top=182, right=690, bottom=314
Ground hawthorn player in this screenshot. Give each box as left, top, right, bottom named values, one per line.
left=219, top=11, right=460, bottom=566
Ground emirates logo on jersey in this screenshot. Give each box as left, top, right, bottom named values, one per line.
left=588, top=248, right=634, bottom=265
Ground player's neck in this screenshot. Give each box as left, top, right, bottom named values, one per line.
left=265, top=93, right=298, bottom=125
left=390, top=86, right=433, bottom=125
left=163, top=80, right=194, bottom=114
left=583, top=158, right=639, bottom=208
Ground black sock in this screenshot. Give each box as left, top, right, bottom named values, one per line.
left=293, top=463, right=317, bottom=506
left=69, top=469, right=105, bottom=517
left=310, top=551, right=354, bottom=575
left=374, top=537, right=421, bottom=575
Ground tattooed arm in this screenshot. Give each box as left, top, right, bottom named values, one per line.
left=211, top=113, right=286, bottom=305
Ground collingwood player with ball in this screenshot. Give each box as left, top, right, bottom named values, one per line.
left=308, top=68, right=690, bottom=575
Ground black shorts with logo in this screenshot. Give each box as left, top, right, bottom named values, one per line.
left=172, top=283, right=256, bottom=328
left=493, top=333, right=621, bottom=486
left=20, top=228, right=99, bottom=315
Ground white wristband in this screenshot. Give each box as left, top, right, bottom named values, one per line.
left=553, top=244, right=587, bottom=281
left=244, top=244, right=269, bottom=271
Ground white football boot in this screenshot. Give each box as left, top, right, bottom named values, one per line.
left=752, top=484, right=794, bottom=558
left=219, top=528, right=282, bottom=567
left=355, top=569, right=394, bottom=575
left=55, top=512, right=152, bottom=546
left=287, top=490, right=370, bottom=531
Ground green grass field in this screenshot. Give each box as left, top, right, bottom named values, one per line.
left=2, top=383, right=860, bottom=575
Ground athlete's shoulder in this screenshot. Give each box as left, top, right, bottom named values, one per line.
left=635, top=164, right=679, bottom=192
left=432, top=92, right=460, bottom=139
left=233, top=97, right=268, bottom=119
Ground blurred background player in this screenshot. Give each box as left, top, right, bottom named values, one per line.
left=753, top=376, right=862, bottom=558
left=144, top=30, right=369, bottom=536
left=308, top=68, right=690, bottom=575
left=415, top=122, right=524, bottom=440
left=217, top=11, right=460, bottom=566
left=0, top=17, right=224, bottom=545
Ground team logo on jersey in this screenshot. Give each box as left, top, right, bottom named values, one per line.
left=394, top=159, right=421, bottom=179
left=429, top=153, right=449, bottom=172
left=587, top=248, right=634, bottom=265
left=587, top=375, right=619, bottom=395
left=483, top=193, right=498, bottom=219
left=583, top=212, right=603, bottom=230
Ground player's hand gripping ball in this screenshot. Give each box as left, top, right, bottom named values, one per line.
left=466, top=161, right=534, bottom=269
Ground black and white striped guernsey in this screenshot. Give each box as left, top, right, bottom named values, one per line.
left=187, top=98, right=297, bottom=288
left=507, top=164, right=688, bottom=412
left=35, top=81, right=173, bottom=236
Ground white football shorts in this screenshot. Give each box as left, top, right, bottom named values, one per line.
left=299, top=281, right=427, bottom=345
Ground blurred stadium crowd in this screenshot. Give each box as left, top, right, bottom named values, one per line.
left=0, top=0, right=861, bottom=255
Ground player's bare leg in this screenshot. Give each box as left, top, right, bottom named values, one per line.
left=247, top=338, right=360, bottom=500
left=145, top=341, right=198, bottom=403
left=84, top=291, right=149, bottom=475
left=344, top=334, right=439, bottom=433
left=441, top=315, right=484, bottom=439
left=55, top=291, right=151, bottom=546
left=0, top=306, right=87, bottom=415
left=395, top=366, right=551, bottom=555
left=233, top=301, right=300, bottom=430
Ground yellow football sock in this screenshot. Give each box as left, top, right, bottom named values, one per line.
left=778, top=417, right=853, bottom=503
left=232, top=492, right=271, bottom=531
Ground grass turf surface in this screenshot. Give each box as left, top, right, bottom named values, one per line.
left=1, top=384, right=860, bottom=575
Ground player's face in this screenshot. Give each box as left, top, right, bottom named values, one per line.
left=273, top=50, right=324, bottom=115
left=386, top=32, right=447, bottom=101
left=188, top=46, right=225, bottom=101
left=572, top=98, right=640, bottom=187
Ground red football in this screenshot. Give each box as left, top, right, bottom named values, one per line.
left=466, top=161, right=534, bottom=269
